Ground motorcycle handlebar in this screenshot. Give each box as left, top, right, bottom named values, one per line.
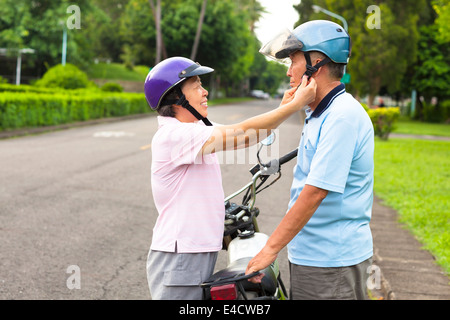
left=278, top=148, right=298, bottom=166
left=249, top=148, right=298, bottom=175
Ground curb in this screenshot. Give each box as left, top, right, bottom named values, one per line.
left=373, top=248, right=396, bottom=300
left=0, top=113, right=155, bottom=140
left=390, top=133, right=450, bottom=141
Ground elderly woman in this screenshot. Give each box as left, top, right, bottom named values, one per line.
left=144, top=56, right=316, bottom=299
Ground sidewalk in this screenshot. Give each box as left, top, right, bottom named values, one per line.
left=370, top=196, right=450, bottom=300
left=390, top=133, right=450, bottom=141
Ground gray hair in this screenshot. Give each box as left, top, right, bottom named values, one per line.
left=156, top=87, right=179, bottom=117
left=310, top=51, right=345, bottom=80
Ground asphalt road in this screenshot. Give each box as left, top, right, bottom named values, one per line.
left=0, top=99, right=305, bottom=299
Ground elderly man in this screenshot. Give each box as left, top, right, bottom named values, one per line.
left=246, top=20, right=375, bottom=300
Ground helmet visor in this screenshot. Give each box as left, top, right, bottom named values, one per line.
left=179, top=62, right=214, bottom=79
left=259, top=29, right=304, bottom=64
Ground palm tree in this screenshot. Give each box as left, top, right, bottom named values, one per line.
left=239, top=0, right=266, bottom=33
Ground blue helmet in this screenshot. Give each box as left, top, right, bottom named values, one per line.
left=260, top=20, right=351, bottom=77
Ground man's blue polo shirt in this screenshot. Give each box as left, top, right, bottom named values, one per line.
left=287, top=83, right=374, bottom=267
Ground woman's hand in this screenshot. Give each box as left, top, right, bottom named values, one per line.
left=281, top=76, right=316, bottom=109
left=280, top=86, right=297, bottom=106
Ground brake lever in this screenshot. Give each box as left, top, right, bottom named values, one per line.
left=260, top=159, right=279, bottom=176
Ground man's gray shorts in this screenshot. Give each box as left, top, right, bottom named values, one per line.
left=289, top=257, right=372, bottom=300
left=146, top=249, right=218, bottom=300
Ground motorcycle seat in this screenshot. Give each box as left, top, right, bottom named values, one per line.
left=204, top=257, right=277, bottom=296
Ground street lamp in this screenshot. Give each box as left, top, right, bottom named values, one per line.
left=0, top=48, right=35, bottom=85
left=16, top=48, right=35, bottom=85
left=59, top=20, right=67, bottom=66
left=312, top=5, right=348, bottom=32
left=62, top=28, right=67, bottom=66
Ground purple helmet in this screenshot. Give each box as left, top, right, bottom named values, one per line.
left=144, top=57, right=214, bottom=110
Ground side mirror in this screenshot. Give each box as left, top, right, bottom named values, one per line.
left=257, top=132, right=279, bottom=175
left=260, top=132, right=275, bottom=146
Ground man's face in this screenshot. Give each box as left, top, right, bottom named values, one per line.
left=287, top=51, right=307, bottom=88
left=181, top=76, right=209, bottom=118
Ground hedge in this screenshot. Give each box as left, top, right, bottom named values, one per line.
left=0, top=91, right=151, bottom=131
left=0, top=83, right=61, bottom=94
left=367, top=107, right=400, bottom=140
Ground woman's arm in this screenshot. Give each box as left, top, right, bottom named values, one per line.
left=201, top=76, right=316, bottom=154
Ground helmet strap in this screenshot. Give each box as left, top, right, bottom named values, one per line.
left=303, top=52, right=331, bottom=79
left=174, top=87, right=213, bottom=126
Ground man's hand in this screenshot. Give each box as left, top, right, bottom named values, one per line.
left=245, top=246, right=278, bottom=283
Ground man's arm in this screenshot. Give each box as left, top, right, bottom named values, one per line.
left=245, top=184, right=328, bottom=282
left=201, top=77, right=316, bottom=155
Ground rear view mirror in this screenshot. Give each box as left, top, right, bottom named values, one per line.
left=260, top=132, right=275, bottom=146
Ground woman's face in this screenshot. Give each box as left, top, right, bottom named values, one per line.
left=181, top=76, right=209, bottom=119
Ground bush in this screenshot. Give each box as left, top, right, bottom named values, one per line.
left=101, top=82, right=124, bottom=92
left=0, top=91, right=151, bottom=130
left=35, top=64, right=92, bottom=90
left=360, top=102, right=369, bottom=111
left=440, top=100, right=450, bottom=123
left=367, top=107, right=400, bottom=140
left=0, top=83, right=58, bottom=94
left=422, top=99, right=450, bottom=123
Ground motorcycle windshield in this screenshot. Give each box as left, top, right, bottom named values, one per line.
left=259, top=29, right=304, bottom=65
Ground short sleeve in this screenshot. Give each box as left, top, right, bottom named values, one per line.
left=167, top=123, right=215, bottom=166
left=305, top=117, right=357, bottom=193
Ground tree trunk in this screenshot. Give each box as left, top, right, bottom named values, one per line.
left=149, top=0, right=165, bottom=64
left=190, top=0, right=207, bottom=61
left=155, top=0, right=162, bottom=64
left=368, top=76, right=381, bottom=108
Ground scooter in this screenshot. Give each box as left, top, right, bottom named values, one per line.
left=201, top=133, right=298, bottom=300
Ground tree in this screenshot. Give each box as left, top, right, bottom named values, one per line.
left=119, top=0, right=157, bottom=66
left=408, top=0, right=450, bottom=122
left=190, top=0, right=207, bottom=60
left=0, top=0, right=112, bottom=79
left=238, top=0, right=266, bottom=32
left=90, top=0, right=129, bottom=62
left=293, top=0, right=315, bottom=26
left=293, top=0, right=426, bottom=107
left=148, top=0, right=163, bottom=64
left=433, top=0, right=450, bottom=43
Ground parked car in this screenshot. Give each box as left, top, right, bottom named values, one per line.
left=250, top=90, right=270, bottom=100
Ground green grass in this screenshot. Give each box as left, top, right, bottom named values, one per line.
left=374, top=138, right=450, bottom=274
left=86, top=63, right=150, bottom=82
left=394, top=118, right=450, bottom=137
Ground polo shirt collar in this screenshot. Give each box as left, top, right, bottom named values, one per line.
left=157, top=116, right=180, bottom=127
left=310, top=83, right=346, bottom=118
left=157, top=116, right=205, bottom=127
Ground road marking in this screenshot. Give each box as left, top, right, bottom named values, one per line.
left=93, top=131, right=135, bottom=138
left=140, top=144, right=151, bottom=150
